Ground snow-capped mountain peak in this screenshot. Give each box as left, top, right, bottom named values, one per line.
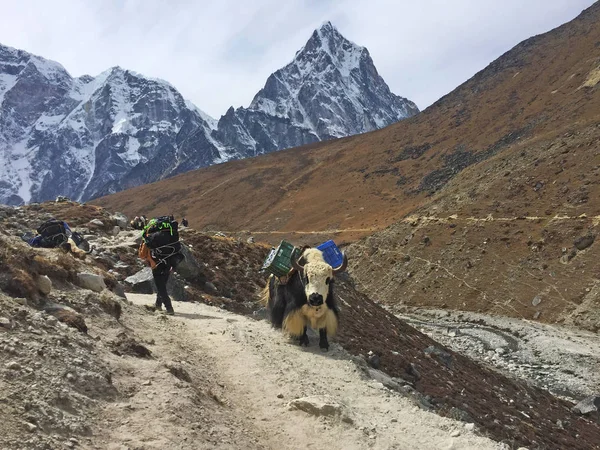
left=242, top=22, right=418, bottom=143
left=299, top=21, right=365, bottom=78
left=0, top=22, right=418, bottom=204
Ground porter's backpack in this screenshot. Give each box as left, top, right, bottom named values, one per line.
left=36, top=219, right=71, bottom=248
left=142, top=216, right=181, bottom=261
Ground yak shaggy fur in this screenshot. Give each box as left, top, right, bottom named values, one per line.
left=262, top=248, right=340, bottom=348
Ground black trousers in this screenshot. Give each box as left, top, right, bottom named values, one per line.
left=153, top=261, right=174, bottom=311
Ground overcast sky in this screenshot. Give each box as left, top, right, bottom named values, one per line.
left=0, top=0, right=595, bottom=118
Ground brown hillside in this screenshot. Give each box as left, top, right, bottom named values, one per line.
left=343, top=6, right=600, bottom=329
left=94, top=2, right=600, bottom=247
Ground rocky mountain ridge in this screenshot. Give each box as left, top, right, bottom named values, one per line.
left=0, top=22, right=417, bottom=205
left=214, top=22, right=418, bottom=157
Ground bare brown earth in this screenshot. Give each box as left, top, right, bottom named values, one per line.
left=333, top=277, right=600, bottom=449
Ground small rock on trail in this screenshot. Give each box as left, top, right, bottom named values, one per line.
left=574, top=234, right=595, bottom=251
left=572, top=395, right=600, bottom=415
left=165, top=362, right=192, bottom=383
left=288, top=395, right=352, bottom=423
left=0, top=316, right=12, bottom=330
left=77, top=272, right=106, bottom=292
left=36, top=275, right=52, bottom=295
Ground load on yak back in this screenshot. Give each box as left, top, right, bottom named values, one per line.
left=260, top=240, right=347, bottom=351
left=21, top=218, right=94, bottom=258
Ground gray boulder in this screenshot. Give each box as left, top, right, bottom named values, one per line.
left=77, top=272, right=106, bottom=292
left=175, top=246, right=203, bottom=281
left=572, top=395, right=600, bottom=415
left=125, top=268, right=154, bottom=294
left=0, top=317, right=12, bottom=330
left=125, top=268, right=188, bottom=301
left=204, top=281, right=219, bottom=296
left=574, top=235, right=595, bottom=251
left=111, top=282, right=127, bottom=299
left=36, top=275, right=52, bottom=295
left=112, top=213, right=128, bottom=229
left=368, top=369, right=403, bottom=391
left=89, top=219, right=104, bottom=227
left=424, top=345, right=453, bottom=368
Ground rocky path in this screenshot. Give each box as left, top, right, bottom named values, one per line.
left=96, top=294, right=505, bottom=450
left=398, top=308, right=600, bottom=402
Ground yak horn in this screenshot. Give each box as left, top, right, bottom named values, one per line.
left=292, top=246, right=310, bottom=272
left=291, top=255, right=305, bottom=272
left=332, top=253, right=348, bottom=274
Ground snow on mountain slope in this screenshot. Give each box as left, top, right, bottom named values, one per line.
left=214, top=22, right=419, bottom=159
left=0, top=22, right=418, bottom=204
left=0, top=46, right=219, bottom=204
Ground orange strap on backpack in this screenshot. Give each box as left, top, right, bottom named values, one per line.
left=139, top=242, right=157, bottom=269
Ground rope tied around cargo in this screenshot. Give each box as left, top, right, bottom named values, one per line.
left=151, top=240, right=182, bottom=267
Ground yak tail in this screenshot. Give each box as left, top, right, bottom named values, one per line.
left=259, top=275, right=272, bottom=306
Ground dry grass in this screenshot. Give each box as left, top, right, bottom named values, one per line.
left=52, top=309, right=88, bottom=333
left=31, top=254, right=71, bottom=282
left=0, top=239, right=39, bottom=300
left=99, top=293, right=122, bottom=320
left=3, top=268, right=38, bottom=300
left=582, top=64, right=600, bottom=88
left=0, top=234, right=93, bottom=302
left=34, top=201, right=116, bottom=230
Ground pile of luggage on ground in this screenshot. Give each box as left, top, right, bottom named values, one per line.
left=21, top=218, right=93, bottom=255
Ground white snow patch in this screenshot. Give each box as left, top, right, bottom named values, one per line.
left=0, top=72, right=18, bottom=105
left=126, top=68, right=176, bottom=90
left=69, top=70, right=110, bottom=101
left=112, top=117, right=132, bottom=134
left=204, top=127, right=229, bottom=164
left=34, top=114, right=64, bottom=130
left=6, top=139, right=35, bottom=203
left=185, top=99, right=218, bottom=130
left=122, top=137, right=142, bottom=164
left=30, top=56, right=70, bottom=83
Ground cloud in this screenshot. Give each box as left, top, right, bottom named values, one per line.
left=0, top=0, right=595, bottom=117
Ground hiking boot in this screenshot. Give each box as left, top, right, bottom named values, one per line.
left=164, top=309, right=175, bottom=316
left=155, top=305, right=163, bottom=311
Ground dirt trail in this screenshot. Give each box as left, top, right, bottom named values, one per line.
left=98, top=293, right=505, bottom=450
left=220, top=213, right=600, bottom=239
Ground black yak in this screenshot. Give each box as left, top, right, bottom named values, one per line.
left=262, top=248, right=347, bottom=351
